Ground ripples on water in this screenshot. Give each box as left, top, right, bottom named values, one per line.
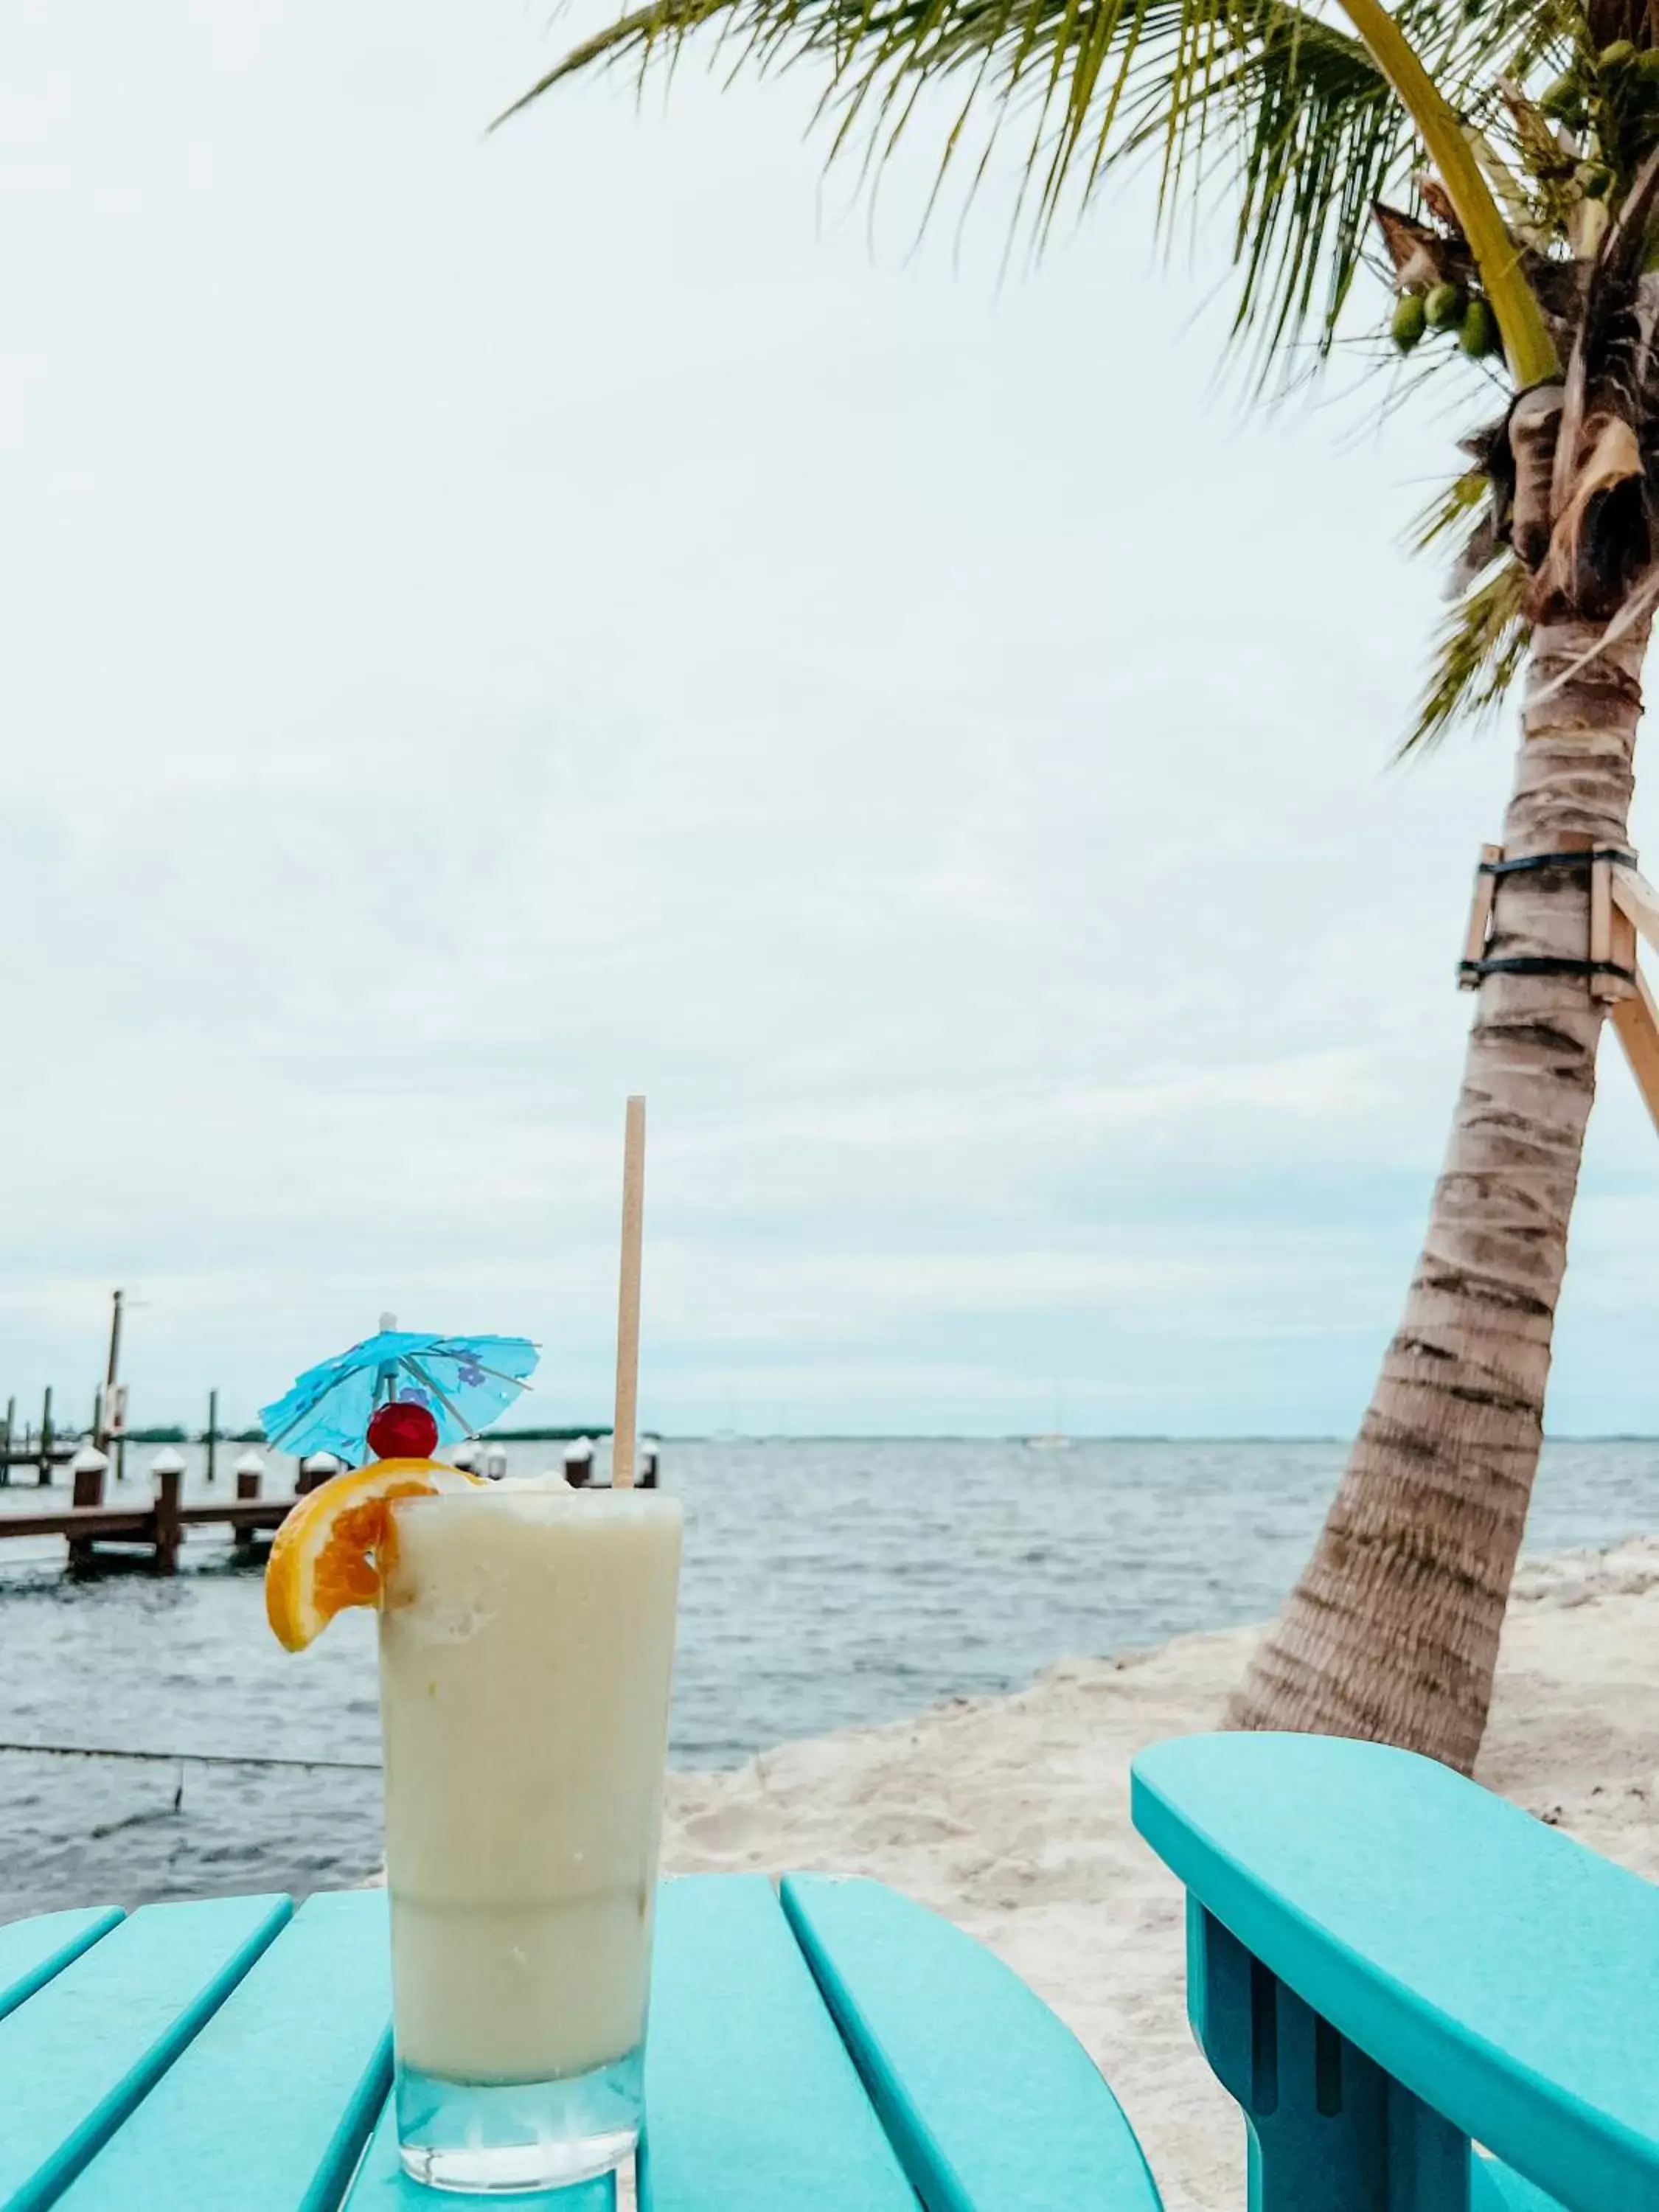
left=0, top=1436, right=1653, bottom=1919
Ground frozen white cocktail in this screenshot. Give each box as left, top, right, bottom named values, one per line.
left=380, top=1481, right=681, bottom=2185
left=265, top=1401, right=682, bottom=2192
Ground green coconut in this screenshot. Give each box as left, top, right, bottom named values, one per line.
left=1540, top=72, right=1585, bottom=119
left=1460, top=298, right=1501, bottom=359
left=1391, top=292, right=1428, bottom=352
left=1425, top=282, right=1464, bottom=330
left=1599, top=38, right=1637, bottom=71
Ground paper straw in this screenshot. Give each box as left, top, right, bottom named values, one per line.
left=611, top=1096, right=646, bottom=1488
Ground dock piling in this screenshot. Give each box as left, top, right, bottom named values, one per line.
left=233, top=1450, right=265, bottom=1554
left=298, top=1452, right=341, bottom=1496
left=38, top=1388, right=52, bottom=1486
left=68, top=1447, right=110, bottom=1570
left=206, top=1391, right=218, bottom=1483
left=1, top=1397, right=11, bottom=1487
left=94, top=1290, right=123, bottom=1457
left=71, top=1447, right=108, bottom=1511
left=150, top=1449, right=184, bottom=1573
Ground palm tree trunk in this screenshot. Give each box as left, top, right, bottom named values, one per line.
left=1228, top=616, right=1646, bottom=1773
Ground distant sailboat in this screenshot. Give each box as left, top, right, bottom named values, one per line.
left=1025, top=1384, right=1073, bottom=1450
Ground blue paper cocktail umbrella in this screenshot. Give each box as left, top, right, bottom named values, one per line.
left=260, top=1323, right=538, bottom=1464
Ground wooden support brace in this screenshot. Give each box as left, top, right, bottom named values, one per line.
left=1612, top=965, right=1659, bottom=1138
left=1458, top=845, right=1503, bottom=990
left=1612, top=903, right=1638, bottom=1006
left=1613, top=864, right=1659, bottom=956
left=1590, top=853, right=1621, bottom=1001
left=1460, top=841, right=1643, bottom=999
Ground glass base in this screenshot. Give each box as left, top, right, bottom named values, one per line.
left=394, top=2047, right=643, bottom=2194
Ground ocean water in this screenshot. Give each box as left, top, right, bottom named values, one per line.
left=0, top=1436, right=1654, bottom=1921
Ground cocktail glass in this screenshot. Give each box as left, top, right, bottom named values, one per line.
left=378, top=1483, right=683, bottom=2192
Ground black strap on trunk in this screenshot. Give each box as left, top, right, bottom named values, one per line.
left=1458, top=845, right=1638, bottom=986
left=1476, top=846, right=1636, bottom=880
left=1460, top=955, right=1637, bottom=980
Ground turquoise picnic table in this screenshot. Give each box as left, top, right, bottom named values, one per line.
left=13, top=1735, right=1656, bottom=2212
left=0, top=1873, right=1160, bottom=2211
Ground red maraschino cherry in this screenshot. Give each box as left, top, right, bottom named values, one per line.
left=367, top=1400, right=439, bottom=1461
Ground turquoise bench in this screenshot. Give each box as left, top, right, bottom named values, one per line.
left=0, top=1874, right=1161, bottom=2210
left=1133, top=1731, right=1659, bottom=2212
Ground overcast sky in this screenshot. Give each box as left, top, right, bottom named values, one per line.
left=3, top=0, right=1655, bottom=1439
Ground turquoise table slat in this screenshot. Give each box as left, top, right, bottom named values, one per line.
left=59, top=1889, right=392, bottom=2212
left=0, top=1874, right=1166, bottom=2209
left=783, top=1875, right=1163, bottom=2212
left=0, top=1908, right=123, bottom=2025
left=0, top=1892, right=289, bottom=2212
left=639, top=1875, right=915, bottom=2211
left=1133, top=1733, right=1659, bottom=2212
left=343, top=2096, right=615, bottom=2211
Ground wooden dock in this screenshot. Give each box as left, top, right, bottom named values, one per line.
left=0, top=1385, right=77, bottom=1485
left=0, top=1451, right=310, bottom=1574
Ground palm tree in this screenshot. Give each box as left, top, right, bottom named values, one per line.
left=501, top=0, right=1657, bottom=1772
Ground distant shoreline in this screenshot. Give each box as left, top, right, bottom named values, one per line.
left=60, top=1427, right=1659, bottom=1448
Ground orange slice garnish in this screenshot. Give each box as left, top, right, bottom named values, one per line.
left=264, top=1457, right=485, bottom=1652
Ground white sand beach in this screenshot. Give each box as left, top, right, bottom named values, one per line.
left=660, top=1535, right=1659, bottom=2211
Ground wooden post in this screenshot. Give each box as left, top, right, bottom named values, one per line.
left=206, top=1390, right=219, bottom=1483
left=1613, top=902, right=1639, bottom=998
left=72, top=1447, right=108, bottom=1510
left=1590, top=852, right=1627, bottom=1001
left=1458, top=845, right=1503, bottom=987
left=69, top=1445, right=109, bottom=1573
left=1612, top=967, right=1659, bottom=1135
left=0, top=1397, right=11, bottom=1486
left=1613, top=863, right=1659, bottom=951
left=38, top=1387, right=52, bottom=1486
left=151, top=1450, right=184, bottom=1574
left=95, top=1290, right=124, bottom=1455
left=299, top=1452, right=341, bottom=1497
left=234, top=1450, right=263, bottom=1554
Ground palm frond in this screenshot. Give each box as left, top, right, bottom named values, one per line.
left=1402, top=549, right=1530, bottom=751
left=495, top=9, right=668, bottom=112
left=501, top=0, right=1571, bottom=389
left=515, top=0, right=1586, bottom=743
left=1408, top=465, right=1490, bottom=556
left=1102, top=1, right=1404, bottom=379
